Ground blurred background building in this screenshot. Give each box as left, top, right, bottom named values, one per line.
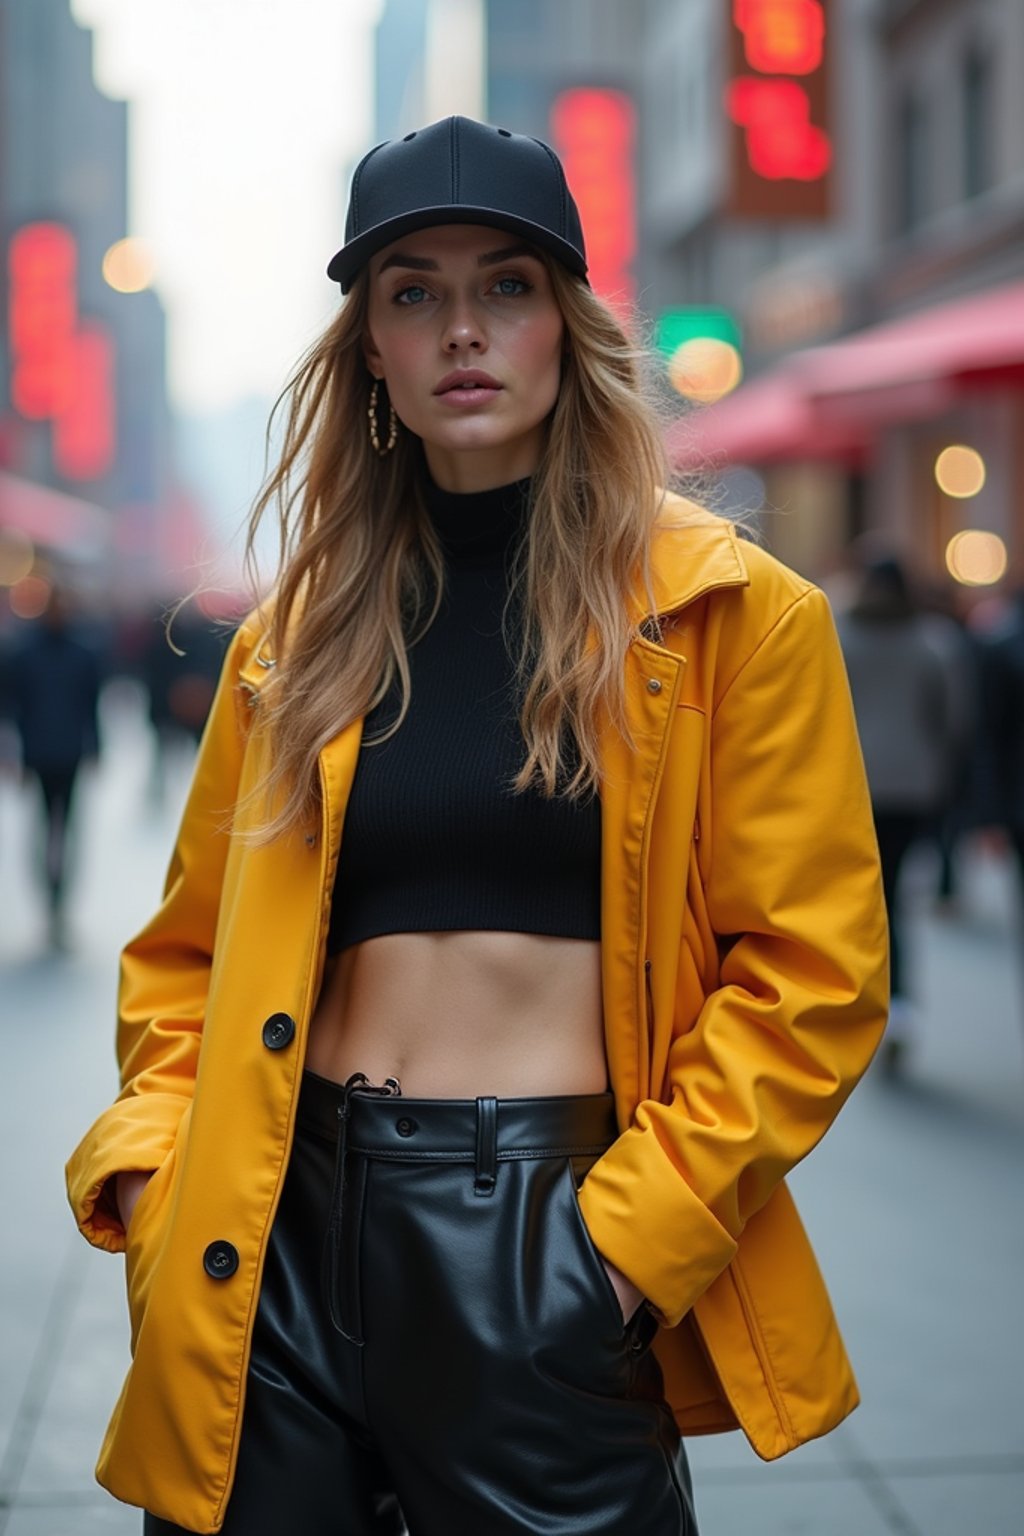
left=370, top=0, right=1024, bottom=609
left=375, top=0, right=485, bottom=136
left=640, top=0, right=1024, bottom=596
left=3, top=0, right=1024, bottom=621
left=0, top=0, right=208, bottom=627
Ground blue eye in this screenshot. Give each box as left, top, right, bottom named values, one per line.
left=494, top=276, right=529, bottom=297
left=395, top=284, right=429, bottom=305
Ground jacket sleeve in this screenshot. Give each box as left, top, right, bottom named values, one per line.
left=65, top=621, right=254, bottom=1253
left=577, top=586, right=889, bottom=1327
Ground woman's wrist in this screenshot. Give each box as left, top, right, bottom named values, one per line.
left=115, top=1169, right=154, bottom=1230
left=600, top=1255, right=645, bottom=1323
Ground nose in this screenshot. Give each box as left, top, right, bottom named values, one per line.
left=442, top=293, right=486, bottom=354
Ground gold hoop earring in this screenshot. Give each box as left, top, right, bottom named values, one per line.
left=368, top=379, right=398, bottom=456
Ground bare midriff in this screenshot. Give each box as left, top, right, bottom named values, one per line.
left=305, top=930, right=607, bottom=1099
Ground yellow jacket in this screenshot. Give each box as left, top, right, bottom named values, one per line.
left=66, top=501, right=888, bottom=1534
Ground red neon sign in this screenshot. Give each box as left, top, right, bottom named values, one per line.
left=53, top=323, right=116, bottom=481
left=734, top=0, right=824, bottom=75
left=9, top=224, right=78, bottom=419
left=7, top=221, right=117, bottom=481
left=726, top=78, right=831, bottom=180
left=550, top=89, right=636, bottom=311
left=726, top=0, right=832, bottom=217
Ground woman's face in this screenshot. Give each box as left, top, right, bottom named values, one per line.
left=363, top=223, right=565, bottom=492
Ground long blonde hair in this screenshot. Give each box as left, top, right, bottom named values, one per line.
left=244, top=258, right=669, bottom=840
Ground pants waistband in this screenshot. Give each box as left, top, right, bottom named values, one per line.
left=298, top=1068, right=618, bottom=1159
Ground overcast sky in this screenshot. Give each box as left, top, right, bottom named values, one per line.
left=71, top=0, right=381, bottom=414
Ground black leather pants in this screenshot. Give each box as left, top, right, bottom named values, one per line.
left=145, top=1070, right=697, bottom=1535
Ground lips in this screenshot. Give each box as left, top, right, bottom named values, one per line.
left=434, top=370, right=502, bottom=395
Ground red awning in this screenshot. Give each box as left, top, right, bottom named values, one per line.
left=805, top=277, right=1024, bottom=407
left=0, top=470, right=110, bottom=555
left=667, top=370, right=869, bottom=468
left=668, top=276, right=1024, bottom=469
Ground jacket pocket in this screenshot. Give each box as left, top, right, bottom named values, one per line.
left=124, top=1143, right=179, bottom=1351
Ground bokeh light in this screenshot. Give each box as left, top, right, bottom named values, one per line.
left=9, top=574, right=51, bottom=618
left=0, top=529, right=35, bottom=587
left=102, top=237, right=156, bottom=293
left=935, top=444, right=986, bottom=499
left=945, top=529, right=1007, bottom=586
left=668, top=338, right=744, bottom=403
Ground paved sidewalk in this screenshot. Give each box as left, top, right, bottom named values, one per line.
left=1, top=686, right=1022, bottom=1535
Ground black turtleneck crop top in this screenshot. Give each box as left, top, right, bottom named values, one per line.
left=326, top=477, right=602, bottom=954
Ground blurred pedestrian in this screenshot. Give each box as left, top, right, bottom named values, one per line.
left=917, top=582, right=976, bottom=908
left=0, top=626, right=19, bottom=774
left=140, top=605, right=231, bottom=803
left=837, top=555, right=959, bottom=1070
left=914, top=580, right=982, bottom=903
left=9, top=585, right=101, bottom=948
left=974, top=586, right=1024, bottom=898
left=66, top=116, right=886, bottom=1536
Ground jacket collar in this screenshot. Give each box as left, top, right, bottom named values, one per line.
left=628, top=497, right=749, bottom=623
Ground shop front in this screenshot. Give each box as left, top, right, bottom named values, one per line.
left=669, top=278, right=1024, bottom=598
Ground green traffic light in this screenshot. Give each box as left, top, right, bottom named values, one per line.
left=655, top=308, right=742, bottom=359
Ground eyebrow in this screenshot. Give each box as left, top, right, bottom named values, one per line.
left=376, top=243, right=539, bottom=276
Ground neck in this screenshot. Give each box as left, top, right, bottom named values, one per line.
left=422, top=473, right=531, bottom=562
left=423, top=439, right=543, bottom=494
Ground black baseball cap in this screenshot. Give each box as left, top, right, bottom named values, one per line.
left=327, top=116, right=588, bottom=292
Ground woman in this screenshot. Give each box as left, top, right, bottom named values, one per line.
left=66, top=117, right=888, bottom=1536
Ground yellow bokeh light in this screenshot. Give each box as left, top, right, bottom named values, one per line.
left=935, top=444, right=986, bottom=499
left=9, top=574, right=51, bottom=619
left=103, top=237, right=156, bottom=293
left=0, top=529, right=35, bottom=587
left=945, top=530, right=1007, bottom=587
left=668, top=338, right=744, bottom=403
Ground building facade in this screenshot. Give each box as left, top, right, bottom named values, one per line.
left=478, top=0, right=1024, bottom=591
left=644, top=0, right=1024, bottom=586
left=0, top=0, right=173, bottom=590
left=374, top=0, right=485, bottom=141
left=863, top=0, right=1024, bottom=585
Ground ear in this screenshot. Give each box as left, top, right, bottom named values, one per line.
left=362, top=327, right=385, bottom=379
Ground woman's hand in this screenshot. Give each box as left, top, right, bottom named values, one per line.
left=115, top=1169, right=154, bottom=1232
left=601, top=1256, right=645, bottom=1324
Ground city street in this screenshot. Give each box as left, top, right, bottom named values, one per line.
left=1, top=686, right=1022, bottom=1536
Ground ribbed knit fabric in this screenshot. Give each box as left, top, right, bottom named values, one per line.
left=326, top=476, right=602, bottom=954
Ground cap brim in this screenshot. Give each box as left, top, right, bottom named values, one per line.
left=327, top=205, right=588, bottom=290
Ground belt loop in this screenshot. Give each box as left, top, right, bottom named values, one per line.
left=474, top=1096, right=498, bottom=1196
